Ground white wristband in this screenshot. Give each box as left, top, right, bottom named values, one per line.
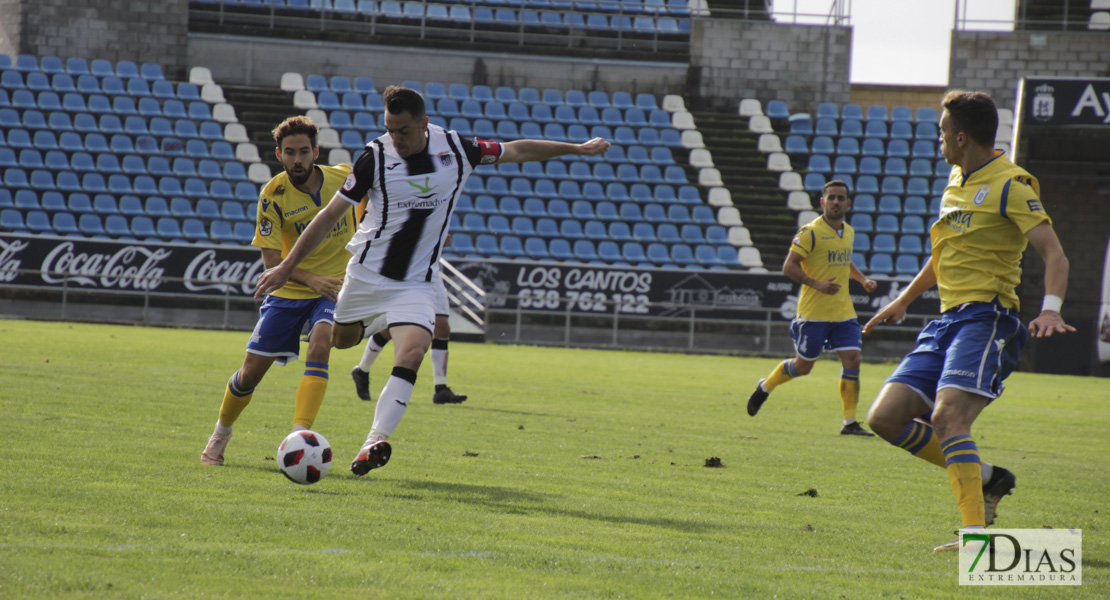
left=1041, top=294, right=1062, bottom=313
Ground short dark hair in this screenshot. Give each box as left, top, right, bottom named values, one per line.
left=272, top=115, right=318, bottom=148
left=822, top=179, right=850, bottom=197
left=382, top=85, right=426, bottom=119
left=942, top=90, right=998, bottom=148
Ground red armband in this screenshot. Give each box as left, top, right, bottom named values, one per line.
left=476, top=139, right=502, bottom=164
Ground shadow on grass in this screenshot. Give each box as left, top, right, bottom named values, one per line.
left=460, top=406, right=569, bottom=418
left=396, top=479, right=715, bottom=533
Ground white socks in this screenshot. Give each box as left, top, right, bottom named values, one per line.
left=368, top=373, right=415, bottom=442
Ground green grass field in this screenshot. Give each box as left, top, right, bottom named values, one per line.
left=1, top=319, right=1106, bottom=599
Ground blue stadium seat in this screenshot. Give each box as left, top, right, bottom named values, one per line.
left=884, top=157, right=907, bottom=177
left=895, top=254, right=920, bottom=277
left=209, top=220, right=235, bottom=245
left=765, top=100, right=789, bottom=119
left=573, top=239, right=598, bottom=261
left=869, top=253, right=893, bottom=275
left=78, top=213, right=105, bottom=236
left=864, top=121, right=887, bottom=139
left=898, top=234, right=923, bottom=255
left=915, top=107, right=939, bottom=124
left=26, top=210, right=54, bottom=234
left=524, top=237, right=549, bottom=260
left=875, top=214, right=900, bottom=233
left=0, top=208, right=26, bottom=231
left=836, top=137, right=860, bottom=156
left=901, top=215, right=926, bottom=235
left=853, top=232, right=870, bottom=253
left=872, top=233, right=896, bottom=254
left=559, top=218, right=583, bottom=240
left=850, top=213, right=873, bottom=233
left=549, top=238, right=573, bottom=261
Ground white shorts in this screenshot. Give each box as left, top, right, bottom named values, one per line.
left=334, top=268, right=436, bottom=335
left=434, top=275, right=449, bottom=316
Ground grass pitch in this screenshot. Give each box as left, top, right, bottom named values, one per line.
left=0, top=319, right=1106, bottom=598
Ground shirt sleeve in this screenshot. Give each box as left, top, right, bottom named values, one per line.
left=251, top=192, right=283, bottom=250
left=337, top=145, right=377, bottom=204
left=1002, top=175, right=1050, bottom=233
left=790, top=225, right=814, bottom=258
left=461, top=137, right=503, bottom=168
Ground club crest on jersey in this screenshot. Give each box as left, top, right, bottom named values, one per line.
left=342, top=173, right=356, bottom=192
left=438, top=152, right=453, bottom=167
left=973, top=185, right=990, bottom=206
left=259, top=217, right=273, bottom=236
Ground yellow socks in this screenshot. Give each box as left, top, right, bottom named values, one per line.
left=763, top=358, right=800, bottom=392
left=218, top=370, right=254, bottom=428
left=889, top=420, right=946, bottom=467
left=293, top=362, right=328, bottom=430
left=839, top=368, right=860, bottom=421
left=941, top=434, right=985, bottom=528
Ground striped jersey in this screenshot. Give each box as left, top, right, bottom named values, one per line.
left=337, top=123, right=501, bottom=282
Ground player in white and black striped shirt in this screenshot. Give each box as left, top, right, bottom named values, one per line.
left=256, top=85, right=609, bottom=476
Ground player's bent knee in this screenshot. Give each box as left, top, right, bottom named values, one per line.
left=331, top=324, right=364, bottom=349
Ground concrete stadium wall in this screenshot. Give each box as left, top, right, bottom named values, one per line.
left=187, top=33, right=688, bottom=98
left=949, top=30, right=1110, bottom=110
left=689, top=19, right=852, bottom=113
left=0, top=0, right=190, bottom=80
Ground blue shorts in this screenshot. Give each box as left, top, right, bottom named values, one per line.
left=886, top=301, right=1027, bottom=406
left=789, top=319, right=862, bottom=361
left=246, top=296, right=335, bottom=366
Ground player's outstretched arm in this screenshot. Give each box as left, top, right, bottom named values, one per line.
left=1024, top=221, right=1076, bottom=338
left=498, top=137, right=610, bottom=163
left=255, top=194, right=351, bottom=298
left=863, top=256, right=937, bottom=334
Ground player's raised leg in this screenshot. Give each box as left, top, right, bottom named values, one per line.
left=748, top=356, right=813, bottom=416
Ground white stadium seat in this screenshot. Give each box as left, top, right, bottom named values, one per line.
left=293, top=90, right=317, bottom=110
left=717, top=207, right=743, bottom=227
left=757, top=133, right=783, bottom=153
left=698, top=167, right=723, bottom=187
left=281, top=72, right=305, bottom=92
left=787, top=191, right=813, bottom=211
left=248, top=163, right=272, bottom=184
left=680, top=130, right=705, bottom=149
left=748, top=115, right=773, bottom=134
left=689, top=148, right=714, bottom=168
left=212, top=103, right=237, bottom=124
left=778, top=172, right=803, bottom=192
left=738, top=246, right=763, bottom=268
left=766, top=152, right=792, bottom=172
left=189, top=66, right=214, bottom=86
left=707, top=187, right=733, bottom=207
left=728, top=226, right=753, bottom=247
left=328, top=148, right=353, bottom=165
left=738, top=98, right=763, bottom=117
left=671, top=110, right=696, bottom=130
left=201, top=83, right=227, bottom=104
left=306, top=109, right=330, bottom=128
left=317, top=127, right=341, bottom=149
left=235, top=143, right=261, bottom=163
left=797, top=210, right=819, bottom=227
left=224, top=123, right=250, bottom=143
left=662, top=94, right=686, bottom=112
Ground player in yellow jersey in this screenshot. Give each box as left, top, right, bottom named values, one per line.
left=202, top=116, right=361, bottom=465
left=863, top=91, right=1074, bottom=551
left=747, top=180, right=879, bottom=435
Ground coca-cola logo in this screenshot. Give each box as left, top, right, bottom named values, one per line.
left=184, top=249, right=266, bottom=295
left=41, top=242, right=170, bottom=290
left=0, top=238, right=28, bottom=283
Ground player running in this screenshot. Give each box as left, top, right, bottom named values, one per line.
left=202, top=116, right=361, bottom=466
left=864, top=91, right=1074, bottom=551
left=747, top=179, right=879, bottom=435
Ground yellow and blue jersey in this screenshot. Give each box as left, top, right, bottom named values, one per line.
left=931, top=151, right=1050, bottom=312
left=252, top=163, right=358, bottom=300
left=790, top=215, right=857, bottom=321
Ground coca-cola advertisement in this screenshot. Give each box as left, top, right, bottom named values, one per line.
left=0, top=233, right=265, bottom=297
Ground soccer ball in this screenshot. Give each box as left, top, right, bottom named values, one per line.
left=277, top=430, right=332, bottom=485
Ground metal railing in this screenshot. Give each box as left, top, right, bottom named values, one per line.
left=481, top=290, right=926, bottom=356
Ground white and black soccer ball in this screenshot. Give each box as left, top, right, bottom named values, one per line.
left=277, top=430, right=332, bottom=485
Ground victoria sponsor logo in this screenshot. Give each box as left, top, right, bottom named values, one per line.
left=184, top=249, right=266, bottom=294
left=41, top=242, right=171, bottom=290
